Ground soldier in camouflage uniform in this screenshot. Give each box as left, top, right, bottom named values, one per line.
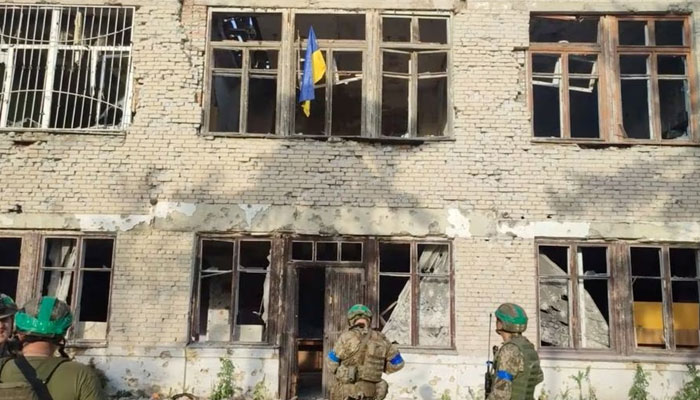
left=487, top=303, right=543, bottom=400
left=0, top=294, right=18, bottom=358
left=326, top=304, right=404, bottom=400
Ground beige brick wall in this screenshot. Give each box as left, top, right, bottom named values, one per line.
left=0, top=0, right=699, bottom=396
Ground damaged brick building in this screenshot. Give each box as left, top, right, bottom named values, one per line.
left=0, top=0, right=699, bottom=399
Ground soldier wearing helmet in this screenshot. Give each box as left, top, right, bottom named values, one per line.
left=487, top=303, right=543, bottom=400
left=0, top=294, right=19, bottom=357
left=326, top=304, right=404, bottom=400
left=0, top=296, right=106, bottom=400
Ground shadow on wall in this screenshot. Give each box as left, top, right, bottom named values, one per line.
left=544, top=146, right=700, bottom=220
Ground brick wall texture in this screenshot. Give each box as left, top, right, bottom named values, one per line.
left=0, top=0, right=699, bottom=396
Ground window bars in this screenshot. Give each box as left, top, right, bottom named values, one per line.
left=0, top=5, right=133, bottom=131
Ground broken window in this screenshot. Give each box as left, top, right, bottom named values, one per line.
left=630, top=246, right=700, bottom=350
left=530, top=16, right=601, bottom=139
left=294, top=15, right=365, bottom=136
left=194, top=237, right=272, bottom=343
left=205, top=11, right=451, bottom=139
left=538, top=244, right=611, bottom=350
left=41, top=236, right=114, bottom=341
left=0, top=237, right=22, bottom=299
left=530, top=15, right=695, bottom=143
left=208, top=13, right=280, bottom=134
left=381, top=16, right=449, bottom=138
left=379, top=241, right=452, bottom=347
left=0, top=5, right=133, bottom=131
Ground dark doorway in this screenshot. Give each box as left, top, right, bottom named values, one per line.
left=296, top=268, right=325, bottom=400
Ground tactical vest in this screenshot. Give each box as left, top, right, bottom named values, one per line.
left=497, top=336, right=543, bottom=400
left=339, top=330, right=387, bottom=383
left=0, top=357, right=68, bottom=400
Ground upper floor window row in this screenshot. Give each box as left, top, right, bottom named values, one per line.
left=0, top=5, right=134, bottom=132
left=206, top=11, right=451, bottom=139
left=529, top=15, right=696, bottom=144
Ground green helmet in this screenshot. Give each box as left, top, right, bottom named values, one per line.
left=495, top=303, right=528, bottom=333
left=15, top=296, right=73, bottom=338
left=347, top=304, right=372, bottom=326
left=0, top=293, right=18, bottom=319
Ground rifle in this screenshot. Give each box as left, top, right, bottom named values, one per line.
left=485, top=313, right=494, bottom=397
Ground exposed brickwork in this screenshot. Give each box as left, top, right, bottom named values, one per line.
left=0, top=0, right=698, bottom=397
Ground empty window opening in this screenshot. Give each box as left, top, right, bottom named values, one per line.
left=292, top=241, right=313, bottom=261
left=531, top=15, right=694, bottom=143
left=538, top=245, right=571, bottom=347
left=198, top=240, right=233, bottom=342
left=538, top=244, right=611, bottom=349
left=531, top=52, right=600, bottom=139
left=294, top=19, right=364, bottom=137
left=379, top=242, right=451, bottom=347
left=316, top=242, right=338, bottom=262
left=619, top=21, right=648, bottom=45
left=41, top=236, right=114, bottom=341
left=0, top=237, right=21, bottom=299
left=530, top=16, right=600, bottom=43
left=630, top=247, right=665, bottom=348
left=208, top=13, right=280, bottom=134
left=577, top=247, right=610, bottom=348
left=341, top=242, right=362, bottom=262
left=381, top=16, right=449, bottom=138
left=295, top=14, right=365, bottom=40
left=296, top=267, right=325, bottom=400
left=0, top=5, right=134, bottom=131
left=195, top=238, right=271, bottom=343
left=669, top=248, right=699, bottom=348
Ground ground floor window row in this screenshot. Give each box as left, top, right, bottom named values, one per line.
left=0, top=234, right=454, bottom=348
left=538, top=241, right=700, bottom=355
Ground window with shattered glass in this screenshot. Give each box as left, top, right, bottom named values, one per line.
left=0, top=5, right=134, bottom=131
left=630, top=246, right=700, bottom=350
left=379, top=241, right=452, bottom=347
left=41, top=236, right=114, bottom=342
left=0, top=237, right=22, bottom=300
left=537, top=244, right=611, bottom=350
left=530, top=15, right=695, bottom=143
left=194, top=237, right=272, bottom=343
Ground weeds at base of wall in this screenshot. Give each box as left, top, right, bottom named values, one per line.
left=209, top=358, right=273, bottom=400
left=670, top=365, right=700, bottom=400
left=628, top=364, right=651, bottom=400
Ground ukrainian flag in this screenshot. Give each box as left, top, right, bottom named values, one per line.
left=299, top=27, right=326, bottom=117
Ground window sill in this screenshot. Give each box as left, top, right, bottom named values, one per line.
left=531, top=138, right=700, bottom=147
left=397, top=346, right=457, bottom=355
left=540, top=349, right=700, bottom=364
left=0, top=129, right=126, bottom=139
left=66, top=340, right=108, bottom=349
left=187, top=341, right=279, bottom=349
left=202, top=132, right=455, bottom=145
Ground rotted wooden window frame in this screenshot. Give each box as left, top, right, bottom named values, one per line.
left=537, top=239, right=700, bottom=362
left=37, top=234, right=117, bottom=346
left=529, top=14, right=698, bottom=145
left=625, top=243, right=700, bottom=356
left=203, top=9, right=453, bottom=140
left=375, top=239, right=455, bottom=349
left=191, top=235, right=282, bottom=346
left=535, top=240, right=619, bottom=356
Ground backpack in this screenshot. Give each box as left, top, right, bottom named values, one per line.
left=0, top=356, right=68, bottom=400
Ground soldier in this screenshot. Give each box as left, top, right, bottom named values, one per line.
left=326, top=304, right=404, bottom=400
left=487, top=303, right=543, bottom=400
left=0, top=296, right=107, bottom=400
left=0, top=294, right=18, bottom=358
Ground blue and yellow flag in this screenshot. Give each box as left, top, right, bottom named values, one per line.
left=299, top=27, right=326, bottom=117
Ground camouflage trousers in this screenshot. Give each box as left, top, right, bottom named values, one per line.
left=330, top=379, right=389, bottom=400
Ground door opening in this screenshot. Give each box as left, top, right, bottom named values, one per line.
left=296, top=268, right=325, bottom=400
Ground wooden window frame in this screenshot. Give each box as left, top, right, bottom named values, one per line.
left=0, top=235, right=23, bottom=300
left=377, top=239, right=454, bottom=349
left=536, top=241, right=618, bottom=355
left=191, top=235, right=282, bottom=346
left=37, top=235, right=116, bottom=346
left=529, top=14, right=698, bottom=145
left=203, top=9, right=453, bottom=141
left=537, top=239, right=700, bottom=362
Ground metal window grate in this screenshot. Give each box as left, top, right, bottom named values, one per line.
left=0, top=5, right=133, bottom=131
